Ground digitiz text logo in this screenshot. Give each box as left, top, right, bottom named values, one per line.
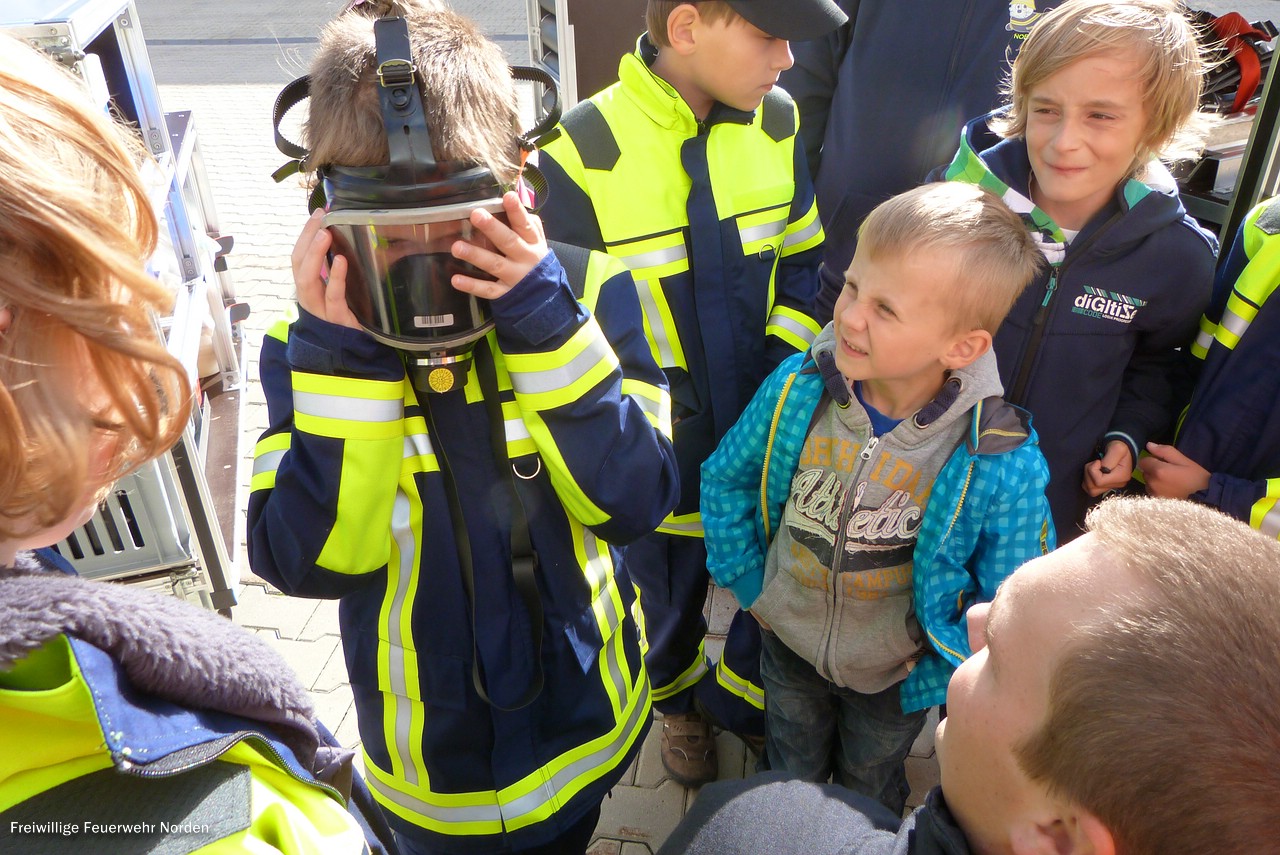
left=1071, top=285, right=1147, bottom=324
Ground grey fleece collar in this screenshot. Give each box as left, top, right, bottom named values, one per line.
left=0, top=556, right=321, bottom=769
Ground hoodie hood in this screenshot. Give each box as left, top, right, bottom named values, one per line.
left=943, top=109, right=1194, bottom=263
left=809, top=323, right=1004, bottom=448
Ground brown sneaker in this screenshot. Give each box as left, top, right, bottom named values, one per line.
left=660, top=710, right=718, bottom=787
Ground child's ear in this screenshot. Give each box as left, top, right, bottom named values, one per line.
left=942, top=328, right=992, bottom=370
left=666, top=3, right=702, bottom=55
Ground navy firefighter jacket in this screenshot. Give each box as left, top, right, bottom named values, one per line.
left=247, top=244, right=679, bottom=852
left=1177, top=198, right=1280, bottom=538
left=538, top=34, right=825, bottom=534
left=944, top=112, right=1216, bottom=539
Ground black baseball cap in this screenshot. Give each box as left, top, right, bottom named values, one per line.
left=723, top=0, right=848, bottom=41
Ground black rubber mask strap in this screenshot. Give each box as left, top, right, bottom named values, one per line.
left=423, top=341, right=544, bottom=711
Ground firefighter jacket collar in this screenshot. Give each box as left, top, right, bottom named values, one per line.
left=0, top=555, right=326, bottom=772
left=624, top=34, right=758, bottom=134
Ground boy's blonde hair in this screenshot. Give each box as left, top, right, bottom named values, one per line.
left=646, top=1, right=740, bottom=48
left=305, top=0, right=521, bottom=182
left=1017, top=497, right=1280, bottom=854
left=0, top=35, right=191, bottom=540
left=992, top=0, right=1211, bottom=172
left=856, top=183, right=1043, bottom=333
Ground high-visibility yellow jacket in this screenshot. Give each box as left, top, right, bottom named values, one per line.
left=539, top=35, right=825, bottom=535
left=1179, top=198, right=1280, bottom=539
left=0, top=551, right=374, bottom=854
left=248, top=247, right=679, bottom=850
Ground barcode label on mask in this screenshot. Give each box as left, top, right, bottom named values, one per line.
left=414, top=314, right=455, bottom=328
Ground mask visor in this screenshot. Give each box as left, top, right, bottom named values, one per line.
left=324, top=199, right=505, bottom=353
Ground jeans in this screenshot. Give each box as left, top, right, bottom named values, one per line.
left=759, top=629, right=927, bottom=816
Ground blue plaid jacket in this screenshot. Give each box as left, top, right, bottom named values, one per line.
left=701, top=350, right=1054, bottom=711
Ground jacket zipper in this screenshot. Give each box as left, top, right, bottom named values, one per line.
left=1008, top=211, right=1123, bottom=404
left=822, top=432, right=881, bottom=678
left=116, top=732, right=344, bottom=802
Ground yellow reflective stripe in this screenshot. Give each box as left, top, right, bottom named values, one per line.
left=612, top=231, right=689, bottom=280
left=519, top=410, right=608, bottom=526
left=635, top=277, right=686, bottom=369
left=265, top=317, right=291, bottom=344
left=632, top=583, right=649, bottom=658
left=657, top=511, right=703, bottom=537
left=715, top=655, right=765, bottom=711
left=1214, top=294, right=1255, bottom=350
left=766, top=305, right=821, bottom=352
left=365, top=597, right=650, bottom=837
left=1250, top=480, right=1280, bottom=539
left=736, top=206, right=787, bottom=254
left=314, top=415, right=403, bottom=574
left=651, top=638, right=707, bottom=701
left=250, top=432, right=291, bottom=492
left=292, top=372, right=405, bottom=440
left=781, top=201, right=823, bottom=255
left=1190, top=315, right=1216, bottom=359
left=505, top=318, right=619, bottom=410
left=380, top=491, right=426, bottom=786
left=501, top=648, right=648, bottom=832
left=621, top=378, right=672, bottom=438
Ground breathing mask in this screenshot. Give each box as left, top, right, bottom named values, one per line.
left=272, top=11, right=558, bottom=393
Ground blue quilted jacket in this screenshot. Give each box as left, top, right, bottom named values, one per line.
left=702, top=348, right=1055, bottom=710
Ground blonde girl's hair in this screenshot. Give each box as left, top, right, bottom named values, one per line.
left=992, top=0, right=1214, bottom=173
left=0, top=34, right=192, bottom=541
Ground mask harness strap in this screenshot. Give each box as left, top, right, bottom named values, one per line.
left=423, top=341, right=544, bottom=711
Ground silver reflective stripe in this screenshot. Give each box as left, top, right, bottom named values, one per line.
left=500, top=651, right=646, bottom=824
left=583, top=531, right=609, bottom=594
left=510, top=330, right=615, bottom=396
left=767, top=312, right=817, bottom=345
left=619, top=243, right=687, bottom=271
left=388, top=491, right=420, bottom=786
left=717, top=659, right=764, bottom=707
left=253, top=448, right=286, bottom=478
left=295, top=390, right=401, bottom=422
left=660, top=519, right=704, bottom=535
left=634, top=281, right=676, bottom=366
left=504, top=418, right=531, bottom=444
left=739, top=217, right=786, bottom=246
left=781, top=214, right=822, bottom=249
left=627, top=392, right=663, bottom=425
left=1194, top=327, right=1214, bottom=353
left=1262, top=504, right=1280, bottom=538
left=404, top=432, right=434, bottom=459
left=1220, top=308, right=1251, bottom=341
left=366, top=773, right=503, bottom=826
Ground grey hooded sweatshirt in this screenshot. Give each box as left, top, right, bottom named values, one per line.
left=754, top=326, right=1003, bottom=693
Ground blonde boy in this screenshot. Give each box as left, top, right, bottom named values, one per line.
left=539, top=0, right=846, bottom=786
left=702, top=182, right=1054, bottom=814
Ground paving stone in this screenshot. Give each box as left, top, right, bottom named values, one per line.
left=309, top=636, right=353, bottom=693
left=297, top=596, right=343, bottom=641
left=593, top=778, right=687, bottom=852
left=233, top=582, right=317, bottom=638
left=707, top=585, right=738, bottom=636
left=257, top=634, right=340, bottom=691
left=911, top=707, right=940, bottom=758
left=310, top=686, right=355, bottom=734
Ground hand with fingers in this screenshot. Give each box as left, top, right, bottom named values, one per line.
left=292, top=209, right=362, bottom=330
left=450, top=191, right=549, bottom=300
left=1082, top=439, right=1134, bottom=497
left=1139, top=442, right=1211, bottom=500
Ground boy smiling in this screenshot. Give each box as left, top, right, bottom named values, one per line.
left=701, top=182, right=1053, bottom=814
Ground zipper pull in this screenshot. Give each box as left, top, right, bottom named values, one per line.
left=860, top=435, right=880, bottom=461
left=1040, top=273, right=1059, bottom=308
